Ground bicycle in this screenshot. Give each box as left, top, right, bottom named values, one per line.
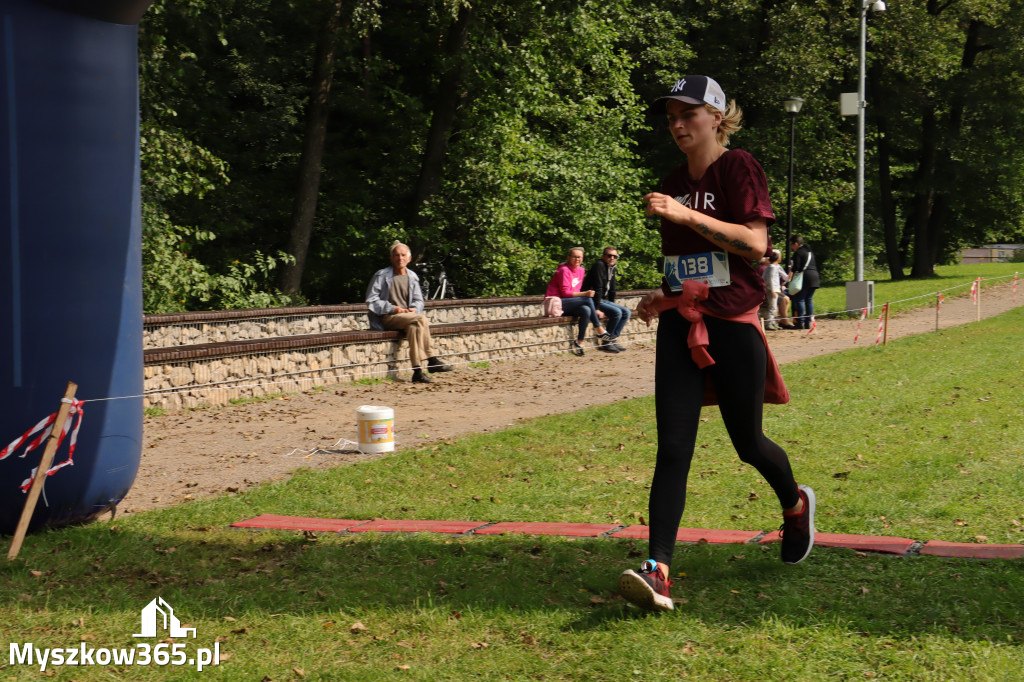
left=417, top=253, right=458, bottom=300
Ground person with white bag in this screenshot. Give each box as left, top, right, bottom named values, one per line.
left=787, top=235, right=820, bottom=330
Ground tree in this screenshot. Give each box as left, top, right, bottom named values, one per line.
left=871, top=0, right=1024, bottom=277
left=279, top=0, right=347, bottom=296
left=136, top=0, right=1024, bottom=312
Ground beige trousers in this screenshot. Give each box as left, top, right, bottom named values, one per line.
left=380, top=312, right=437, bottom=369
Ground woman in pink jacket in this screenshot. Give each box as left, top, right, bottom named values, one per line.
left=545, top=247, right=608, bottom=356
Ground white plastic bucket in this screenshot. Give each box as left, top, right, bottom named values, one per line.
left=357, top=405, right=394, bottom=453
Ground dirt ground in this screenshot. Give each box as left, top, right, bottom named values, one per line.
left=122, top=283, right=1021, bottom=518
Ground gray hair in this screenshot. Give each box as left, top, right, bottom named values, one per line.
left=567, top=246, right=584, bottom=260
left=390, top=240, right=410, bottom=256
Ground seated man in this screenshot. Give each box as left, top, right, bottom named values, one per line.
left=581, top=247, right=630, bottom=352
left=366, top=241, right=453, bottom=383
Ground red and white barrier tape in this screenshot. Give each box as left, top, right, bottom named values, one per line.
left=970, top=278, right=979, bottom=304
left=853, top=307, right=868, bottom=343
left=937, top=292, right=944, bottom=312
left=0, top=399, right=84, bottom=492
left=805, top=316, right=816, bottom=336
left=874, top=303, right=889, bottom=346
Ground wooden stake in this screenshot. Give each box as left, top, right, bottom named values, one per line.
left=935, top=294, right=940, bottom=332
left=976, top=278, right=982, bottom=322
left=7, top=381, right=78, bottom=561
left=883, top=303, right=890, bottom=346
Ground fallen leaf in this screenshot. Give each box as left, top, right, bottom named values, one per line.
left=350, top=622, right=368, bottom=633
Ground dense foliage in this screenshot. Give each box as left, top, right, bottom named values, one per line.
left=138, top=0, right=1024, bottom=312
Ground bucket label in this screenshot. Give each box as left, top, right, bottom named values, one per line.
left=360, top=419, right=394, bottom=443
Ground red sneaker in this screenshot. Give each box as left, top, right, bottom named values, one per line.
left=617, top=559, right=674, bottom=611
left=780, top=484, right=816, bottom=565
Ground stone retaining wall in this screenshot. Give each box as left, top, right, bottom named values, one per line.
left=143, top=312, right=657, bottom=411
left=144, top=293, right=649, bottom=349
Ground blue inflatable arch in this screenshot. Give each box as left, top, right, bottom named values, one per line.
left=1, top=0, right=152, bottom=533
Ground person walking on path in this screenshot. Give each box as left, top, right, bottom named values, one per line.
left=545, top=247, right=609, bottom=356
left=365, top=241, right=454, bottom=383
left=788, top=235, right=820, bottom=330
left=582, top=247, right=631, bottom=352
left=762, top=249, right=789, bottom=331
left=617, top=75, right=816, bottom=612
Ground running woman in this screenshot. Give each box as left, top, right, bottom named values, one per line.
left=617, top=75, right=815, bottom=612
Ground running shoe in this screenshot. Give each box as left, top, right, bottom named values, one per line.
left=597, top=334, right=619, bottom=353
left=570, top=340, right=585, bottom=356
left=780, top=484, right=816, bottom=564
left=617, top=559, right=674, bottom=612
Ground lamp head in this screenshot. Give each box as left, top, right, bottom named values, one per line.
left=869, top=0, right=886, bottom=13
left=783, top=97, right=805, bottom=115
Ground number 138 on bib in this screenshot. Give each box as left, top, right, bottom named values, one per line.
left=664, top=251, right=732, bottom=291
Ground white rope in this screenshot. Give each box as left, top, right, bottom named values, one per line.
left=80, top=275, right=1020, bottom=405
left=283, top=437, right=366, bottom=459
left=82, top=329, right=653, bottom=404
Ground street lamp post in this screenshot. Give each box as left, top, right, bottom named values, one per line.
left=856, top=0, right=887, bottom=281
left=783, top=97, right=804, bottom=270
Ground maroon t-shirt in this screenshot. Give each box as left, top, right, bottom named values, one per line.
left=659, top=148, right=775, bottom=316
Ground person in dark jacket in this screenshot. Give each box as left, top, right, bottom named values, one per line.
left=787, top=235, right=820, bottom=329
left=582, top=247, right=630, bottom=352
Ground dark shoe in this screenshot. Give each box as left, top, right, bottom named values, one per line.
left=609, top=337, right=627, bottom=352
left=427, top=357, right=453, bottom=372
left=779, top=324, right=798, bottom=330
left=570, top=340, right=584, bottom=357
left=780, top=484, right=816, bottom=565
left=411, top=368, right=433, bottom=384
left=597, top=333, right=619, bottom=353
left=618, top=559, right=674, bottom=612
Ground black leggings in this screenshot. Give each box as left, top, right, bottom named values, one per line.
left=649, top=310, right=799, bottom=567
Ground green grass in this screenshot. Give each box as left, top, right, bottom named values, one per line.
left=816, top=262, right=1021, bottom=317
left=350, top=377, right=392, bottom=386
left=3, top=307, right=1023, bottom=680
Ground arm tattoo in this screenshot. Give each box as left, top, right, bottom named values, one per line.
left=696, top=222, right=753, bottom=255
